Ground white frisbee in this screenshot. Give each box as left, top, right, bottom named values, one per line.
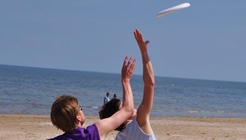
left=157, top=3, right=190, bottom=18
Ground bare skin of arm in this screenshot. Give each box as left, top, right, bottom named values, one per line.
left=121, top=56, right=135, bottom=113
left=95, top=56, right=136, bottom=140
left=134, top=29, right=155, bottom=134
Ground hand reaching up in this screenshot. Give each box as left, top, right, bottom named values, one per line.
left=134, top=29, right=150, bottom=54
left=121, top=56, right=136, bottom=81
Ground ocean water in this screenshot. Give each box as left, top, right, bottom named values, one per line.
left=0, top=64, right=245, bottom=118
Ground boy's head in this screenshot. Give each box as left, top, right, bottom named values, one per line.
left=113, top=94, right=117, bottom=99
left=99, top=98, right=124, bottom=131
left=106, top=92, right=110, bottom=97
left=50, top=95, right=85, bottom=132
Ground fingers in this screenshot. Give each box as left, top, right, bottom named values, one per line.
left=126, top=56, right=133, bottom=67
left=135, top=29, right=140, bottom=36
left=125, top=56, right=135, bottom=68
left=130, top=58, right=136, bottom=70
left=122, top=56, right=136, bottom=78
left=134, top=29, right=143, bottom=41
left=145, top=40, right=150, bottom=45
left=122, top=56, right=128, bottom=68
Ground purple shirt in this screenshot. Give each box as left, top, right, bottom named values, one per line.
left=50, top=124, right=100, bottom=140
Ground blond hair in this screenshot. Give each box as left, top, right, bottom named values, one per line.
left=50, top=95, right=80, bottom=132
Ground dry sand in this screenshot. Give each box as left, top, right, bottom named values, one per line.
left=0, top=114, right=246, bottom=140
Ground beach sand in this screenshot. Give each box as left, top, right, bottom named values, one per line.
left=0, top=114, right=246, bottom=140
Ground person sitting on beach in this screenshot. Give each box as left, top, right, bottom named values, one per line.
left=113, top=93, right=117, bottom=99
left=103, top=92, right=110, bottom=105
left=99, top=29, right=156, bottom=140
left=49, top=56, right=136, bottom=140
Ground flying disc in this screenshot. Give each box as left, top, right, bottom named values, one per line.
left=157, top=3, right=190, bottom=18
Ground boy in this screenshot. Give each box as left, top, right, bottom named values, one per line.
left=50, top=56, right=136, bottom=140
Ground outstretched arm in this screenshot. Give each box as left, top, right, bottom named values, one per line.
left=121, top=56, right=135, bottom=112
left=134, top=29, right=155, bottom=134
left=95, top=56, right=135, bottom=139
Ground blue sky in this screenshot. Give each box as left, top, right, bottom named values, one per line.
left=1, top=1, right=246, bottom=82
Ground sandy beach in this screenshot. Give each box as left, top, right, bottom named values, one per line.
left=0, top=114, right=246, bottom=140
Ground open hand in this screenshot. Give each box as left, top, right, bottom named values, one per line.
left=121, top=56, right=136, bottom=80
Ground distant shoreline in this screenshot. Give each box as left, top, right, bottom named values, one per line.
left=1, top=64, right=245, bottom=83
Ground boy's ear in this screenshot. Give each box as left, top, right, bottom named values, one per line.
left=76, top=114, right=81, bottom=121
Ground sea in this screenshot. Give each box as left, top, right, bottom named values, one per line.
left=0, top=64, right=245, bottom=118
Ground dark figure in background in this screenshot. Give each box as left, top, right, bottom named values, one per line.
left=113, top=94, right=117, bottom=99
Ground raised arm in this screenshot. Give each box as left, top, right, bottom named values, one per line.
left=95, top=56, right=135, bottom=140
left=134, top=29, right=155, bottom=134
left=121, top=56, right=135, bottom=111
